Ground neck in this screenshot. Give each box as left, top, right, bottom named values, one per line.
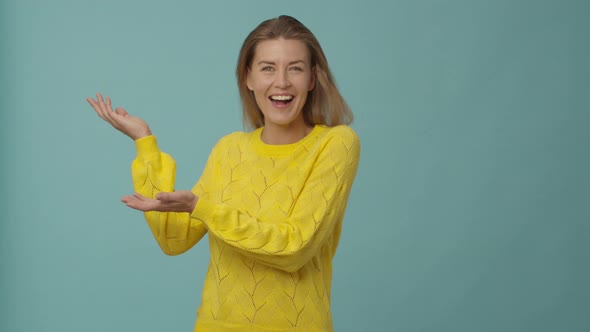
left=261, top=123, right=313, bottom=145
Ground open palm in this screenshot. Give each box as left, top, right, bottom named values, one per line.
left=121, top=191, right=199, bottom=213
left=87, top=93, right=152, bottom=140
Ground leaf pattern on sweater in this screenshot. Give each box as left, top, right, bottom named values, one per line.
left=131, top=125, right=359, bottom=331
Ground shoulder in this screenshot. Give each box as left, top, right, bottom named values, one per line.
left=315, top=125, right=360, bottom=167
left=212, top=131, right=252, bottom=149
left=323, top=125, right=359, bottom=145
left=319, top=125, right=360, bottom=155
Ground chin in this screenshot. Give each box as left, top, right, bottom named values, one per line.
left=267, top=117, right=299, bottom=127
left=262, top=109, right=298, bottom=126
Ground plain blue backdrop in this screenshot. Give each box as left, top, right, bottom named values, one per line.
left=1, top=0, right=588, bottom=331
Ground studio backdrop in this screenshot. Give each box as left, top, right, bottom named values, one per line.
left=1, top=0, right=588, bottom=331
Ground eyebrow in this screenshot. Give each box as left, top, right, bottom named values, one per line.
left=256, top=60, right=306, bottom=66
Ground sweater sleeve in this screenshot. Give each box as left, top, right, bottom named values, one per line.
left=190, top=128, right=360, bottom=272
left=131, top=135, right=209, bottom=255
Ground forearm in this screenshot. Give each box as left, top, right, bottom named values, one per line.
left=194, top=127, right=359, bottom=271
left=190, top=200, right=337, bottom=272
left=132, top=135, right=206, bottom=254
left=143, top=210, right=207, bottom=255
left=190, top=161, right=356, bottom=272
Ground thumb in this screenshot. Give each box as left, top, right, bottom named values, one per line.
left=156, top=192, right=171, bottom=201
left=115, top=107, right=129, bottom=116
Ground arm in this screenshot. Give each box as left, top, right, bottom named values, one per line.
left=86, top=93, right=208, bottom=255
left=131, top=136, right=208, bottom=255
left=191, top=128, right=360, bottom=272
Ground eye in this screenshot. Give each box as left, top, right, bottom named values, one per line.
left=289, top=66, right=303, bottom=72
left=261, top=66, right=274, bottom=72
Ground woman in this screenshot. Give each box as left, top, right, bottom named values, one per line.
left=87, top=15, right=359, bottom=332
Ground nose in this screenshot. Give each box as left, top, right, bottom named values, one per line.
left=274, top=69, right=292, bottom=89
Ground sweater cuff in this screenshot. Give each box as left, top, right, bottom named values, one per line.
left=190, top=197, right=218, bottom=225
left=134, top=135, right=159, bottom=159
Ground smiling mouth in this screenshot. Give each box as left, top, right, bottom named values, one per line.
left=269, top=95, right=294, bottom=106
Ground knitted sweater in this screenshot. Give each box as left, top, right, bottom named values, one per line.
left=131, top=124, right=360, bottom=332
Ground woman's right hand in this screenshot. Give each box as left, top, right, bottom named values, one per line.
left=87, top=93, right=152, bottom=141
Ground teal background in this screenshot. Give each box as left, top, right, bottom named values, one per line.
left=1, top=0, right=588, bottom=331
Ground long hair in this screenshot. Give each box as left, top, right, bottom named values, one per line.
left=236, top=15, right=353, bottom=129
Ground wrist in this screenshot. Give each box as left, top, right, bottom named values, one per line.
left=132, top=128, right=152, bottom=141
left=189, top=195, right=199, bottom=213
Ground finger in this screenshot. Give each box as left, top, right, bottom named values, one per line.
left=121, top=194, right=136, bottom=204
left=115, top=107, right=129, bottom=117
left=102, top=96, right=128, bottom=130
left=96, top=92, right=104, bottom=106
left=102, top=95, right=117, bottom=122
left=126, top=196, right=161, bottom=212
left=103, top=99, right=118, bottom=125
left=95, top=93, right=106, bottom=118
left=155, top=192, right=170, bottom=201
left=96, top=93, right=110, bottom=119
left=87, top=97, right=109, bottom=122
left=157, top=191, right=183, bottom=202
left=86, top=97, right=100, bottom=111
left=123, top=199, right=152, bottom=211
left=124, top=193, right=150, bottom=202
left=133, top=192, right=149, bottom=201
left=106, top=96, right=113, bottom=115
left=122, top=194, right=148, bottom=210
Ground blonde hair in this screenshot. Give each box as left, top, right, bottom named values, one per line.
left=236, top=15, right=353, bottom=129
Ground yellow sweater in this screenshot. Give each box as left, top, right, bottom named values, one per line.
left=131, top=125, right=360, bottom=332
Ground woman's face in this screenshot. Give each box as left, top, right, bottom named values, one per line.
left=247, top=38, right=315, bottom=131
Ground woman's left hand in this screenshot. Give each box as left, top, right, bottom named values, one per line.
left=121, top=191, right=199, bottom=213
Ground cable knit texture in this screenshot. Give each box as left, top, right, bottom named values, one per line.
left=131, top=125, right=360, bottom=332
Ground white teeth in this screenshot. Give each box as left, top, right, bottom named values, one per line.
left=270, top=95, right=293, bottom=101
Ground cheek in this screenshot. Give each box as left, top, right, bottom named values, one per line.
left=295, top=73, right=313, bottom=90
left=252, top=89, right=268, bottom=108
left=254, top=92, right=267, bottom=104
left=250, top=76, right=271, bottom=91
left=251, top=83, right=266, bottom=97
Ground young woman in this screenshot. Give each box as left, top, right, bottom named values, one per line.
left=87, top=15, right=359, bottom=332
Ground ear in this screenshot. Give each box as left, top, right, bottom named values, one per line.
left=309, top=66, right=316, bottom=91
left=246, top=68, right=253, bottom=91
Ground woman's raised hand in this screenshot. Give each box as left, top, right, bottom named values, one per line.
left=87, top=93, right=152, bottom=140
